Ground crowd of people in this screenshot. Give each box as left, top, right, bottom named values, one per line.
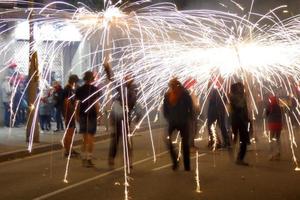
left=163, top=76, right=284, bottom=170
left=1, top=63, right=286, bottom=170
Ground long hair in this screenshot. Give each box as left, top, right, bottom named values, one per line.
left=167, top=78, right=183, bottom=106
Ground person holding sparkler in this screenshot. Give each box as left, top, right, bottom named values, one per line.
left=163, top=78, right=193, bottom=171
left=108, top=73, right=137, bottom=168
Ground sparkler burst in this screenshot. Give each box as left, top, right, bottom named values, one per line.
left=1, top=0, right=300, bottom=197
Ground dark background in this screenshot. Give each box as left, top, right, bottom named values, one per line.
left=0, top=1, right=299, bottom=20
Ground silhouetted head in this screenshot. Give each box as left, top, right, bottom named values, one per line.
left=168, top=77, right=181, bottom=90
left=231, top=82, right=244, bottom=95
left=68, top=74, right=79, bottom=85
left=83, top=71, right=94, bottom=83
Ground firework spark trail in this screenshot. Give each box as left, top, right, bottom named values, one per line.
left=139, top=81, right=156, bottom=162
left=195, top=119, right=207, bottom=141
left=61, top=101, right=79, bottom=149
left=63, top=128, right=77, bottom=183
left=285, top=113, right=300, bottom=171
left=195, top=151, right=201, bottom=193
left=211, top=122, right=218, bottom=152
left=177, top=139, right=182, bottom=162
left=122, top=120, right=130, bottom=200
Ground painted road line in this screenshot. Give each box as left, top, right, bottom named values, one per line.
left=152, top=153, right=207, bottom=171
left=33, top=151, right=169, bottom=200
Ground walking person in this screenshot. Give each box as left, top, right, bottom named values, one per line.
left=183, top=78, right=200, bottom=151
left=266, top=95, right=282, bottom=161
left=63, top=74, right=80, bottom=158
left=75, top=71, right=101, bottom=167
left=108, top=73, right=137, bottom=168
left=229, top=82, right=250, bottom=166
left=163, top=78, right=193, bottom=171
left=207, top=79, right=230, bottom=149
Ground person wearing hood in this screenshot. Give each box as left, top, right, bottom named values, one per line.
left=163, top=78, right=193, bottom=171
left=266, top=95, right=282, bottom=161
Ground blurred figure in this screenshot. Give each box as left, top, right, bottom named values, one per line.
left=206, top=78, right=229, bottom=149
left=53, top=81, right=64, bottom=132
left=229, top=82, right=250, bottom=166
left=18, top=83, right=28, bottom=125
left=7, top=62, right=17, bottom=77
left=39, top=88, right=52, bottom=132
left=12, top=85, right=23, bottom=127
left=266, top=95, right=282, bottom=161
left=163, top=78, right=193, bottom=171
left=76, top=71, right=101, bottom=167
left=183, top=78, right=200, bottom=151
left=63, top=74, right=80, bottom=158
left=109, top=73, right=137, bottom=168
left=2, top=76, right=12, bottom=127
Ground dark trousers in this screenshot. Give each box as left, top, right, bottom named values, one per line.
left=109, top=117, right=132, bottom=161
left=19, top=108, right=27, bottom=124
left=3, top=102, right=11, bottom=127
left=189, top=117, right=198, bottom=147
left=55, top=108, right=64, bottom=130
left=232, top=121, right=249, bottom=161
left=40, top=115, right=51, bottom=130
left=207, top=113, right=229, bottom=146
left=167, top=123, right=190, bottom=171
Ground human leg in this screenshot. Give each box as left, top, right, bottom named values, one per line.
left=180, top=124, right=191, bottom=171
left=207, top=117, right=217, bottom=148
left=55, top=108, right=64, bottom=131
left=236, top=124, right=249, bottom=165
left=64, top=128, right=75, bottom=155
left=167, top=124, right=178, bottom=170
left=3, top=103, right=10, bottom=127
left=218, top=114, right=230, bottom=147
left=109, top=118, right=122, bottom=166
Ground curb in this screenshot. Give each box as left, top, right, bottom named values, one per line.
left=0, top=124, right=166, bottom=163
left=0, top=134, right=111, bottom=163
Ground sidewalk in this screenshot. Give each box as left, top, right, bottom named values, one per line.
left=0, top=123, right=165, bottom=163
left=0, top=126, right=110, bottom=163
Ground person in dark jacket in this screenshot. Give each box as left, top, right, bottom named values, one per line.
left=108, top=73, right=137, bottom=168
left=266, top=95, right=282, bottom=160
left=76, top=71, right=101, bottom=167
left=229, top=82, right=250, bottom=166
left=163, top=78, right=193, bottom=171
left=207, top=80, right=230, bottom=149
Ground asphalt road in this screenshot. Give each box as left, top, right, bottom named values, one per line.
left=0, top=127, right=300, bottom=200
